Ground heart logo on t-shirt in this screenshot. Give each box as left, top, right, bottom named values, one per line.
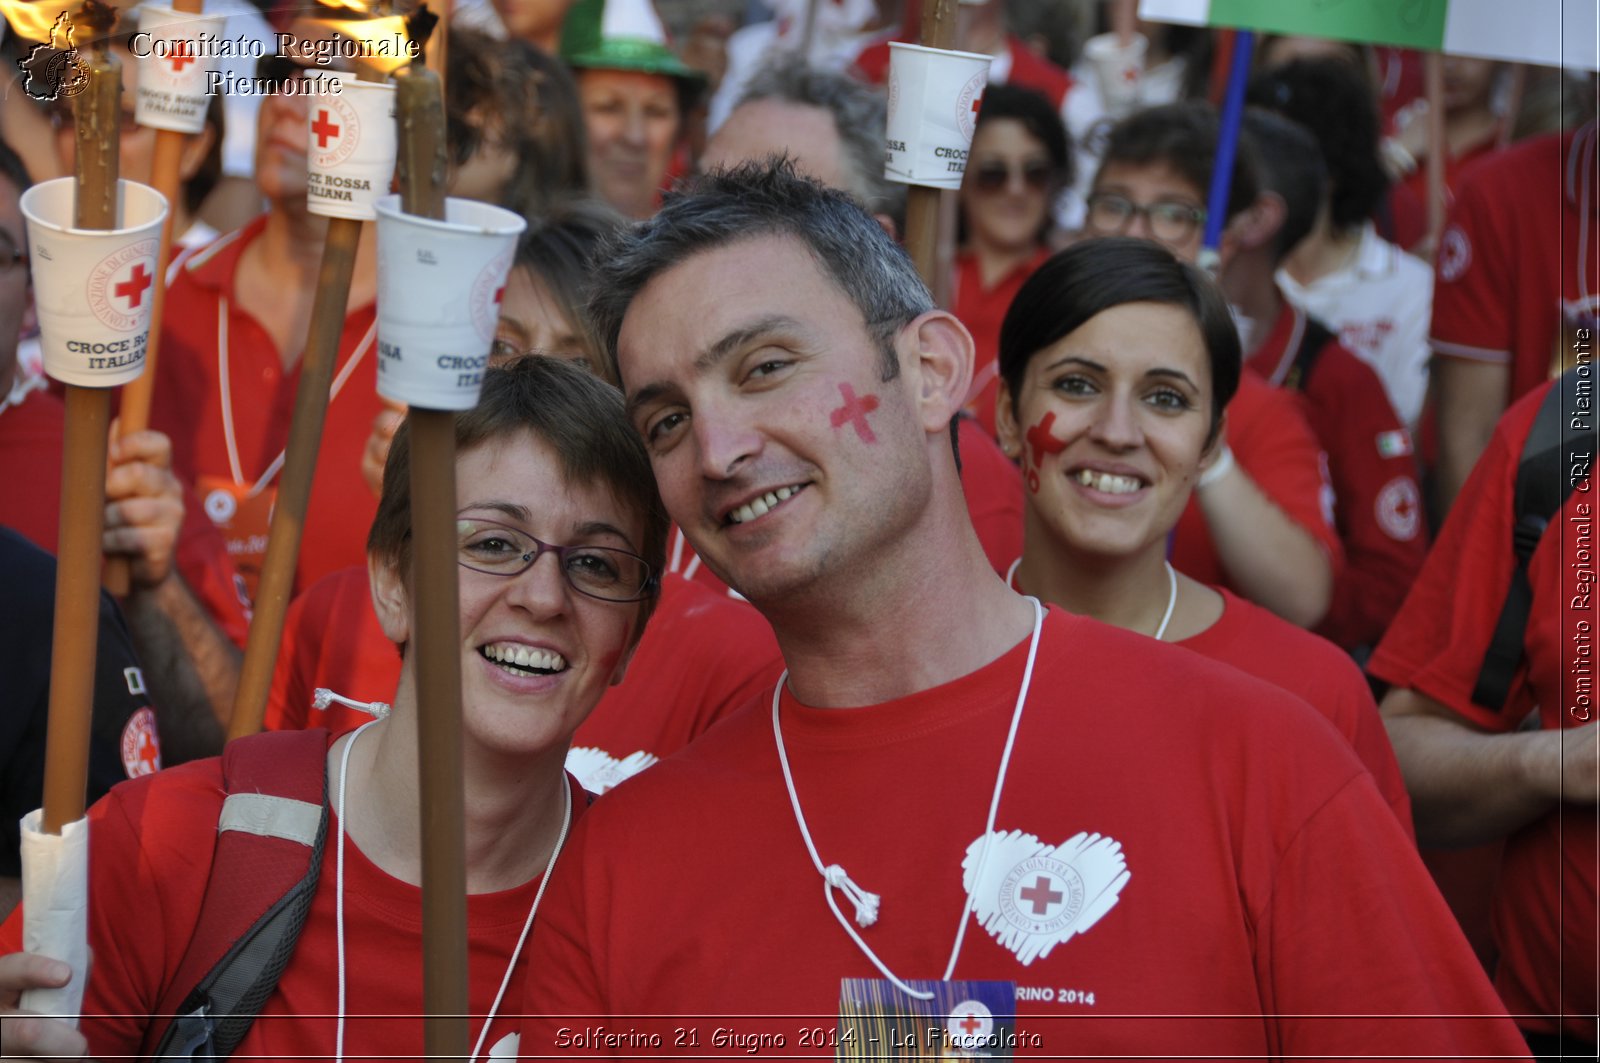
left=563, top=746, right=659, bottom=795
left=961, top=829, right=1131, bottom=966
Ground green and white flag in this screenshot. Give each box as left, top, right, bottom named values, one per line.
left=1140, top=0, right=1597, bottom=70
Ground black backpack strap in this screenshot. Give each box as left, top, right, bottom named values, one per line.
left=1282, top=316, right=1338, bottom=393
left=1471, top=369, right=1593, bottom=711
left=147, top=729, right=331, bottom=1060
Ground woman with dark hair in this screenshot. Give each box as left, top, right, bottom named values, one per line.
left=447, top=28, right=589, bottom=220
left=993, top=237, right=1411, bottom=823
left=953, top=83, right=1071, bottom=440
left=1248, top=57, right=1434, bottom=429
left=490, top=198, right=627, bottom=380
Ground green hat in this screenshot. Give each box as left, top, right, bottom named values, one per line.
left=560, top=0, right=704, bottom=83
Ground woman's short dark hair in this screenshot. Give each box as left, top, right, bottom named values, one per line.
left=367, top=356, right=668, bottom=628
left=512, top=197, right=627, bottom=384
left=974, top=82, right=1074, bottom=189
left=1246, top=58, right=1390, bottom=234
left=448, top=28, right=589, bottom=219
left=997, top=237, right=1241, bottom=445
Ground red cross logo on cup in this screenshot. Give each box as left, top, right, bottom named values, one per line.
left=168, top=42, right=195, bottom=74
left=114, top=262, right=152, bottom=309
left=86, top=240, right=160, bottom=333
left=312, top=109, right=341, bottom=149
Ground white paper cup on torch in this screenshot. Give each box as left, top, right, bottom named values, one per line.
left=884, top=42, right=991, bottom=190
left=373, top=195, right=527, bottom=411
left=1082, top=32, right=1148, bottom=119
left=307, top=74, right=398, bottom=222
left=135, top=5, right=228, bottom=133
left=16, top=809, right=89, bottom=1018
left=21, top=178, right=169, bottom=389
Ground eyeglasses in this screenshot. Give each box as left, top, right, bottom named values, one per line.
left=0, top=231, right=27, bottom=273
left=1084, top=193, right=1207, bottom=245
left=971, top=160, right=1054, bottom=193
left=456, top=517, right=655, bottom=602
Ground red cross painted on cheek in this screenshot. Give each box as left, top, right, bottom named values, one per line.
left=1023, top=411, right=1067, bottom=493
left=829, top=383, right=880, bottom=444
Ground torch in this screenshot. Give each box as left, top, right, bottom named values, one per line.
left=897, top=0, right=965, bottom=289
left=105, top=0, right=220, bottom=595
left=225, top=26, right=400, bottom=740
left=14, top=0, right=169, bottom=1015
left=394, top=10, right=465, bottom=1055
left=376, top=10, right=523, bottom=1055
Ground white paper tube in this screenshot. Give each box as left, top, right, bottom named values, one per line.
left=17, top=809, right=89, bottom=1022
left=885, top=42, right=992, bottom=190
left=373, top=195, right=527, bottom=410
left=20, top=178, right=169, bottom=389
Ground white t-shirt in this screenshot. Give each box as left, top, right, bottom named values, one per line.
left=1277, top=222, right=1434, bottom=429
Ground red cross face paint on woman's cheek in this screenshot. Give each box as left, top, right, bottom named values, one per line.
left=829, top=382, right=881, bottom=444
left=1022, top=411, right=1067, bottom=493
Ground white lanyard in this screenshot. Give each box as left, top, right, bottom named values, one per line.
left=332, top=721, right=573, bottom=1063
left=217, top=295, right=376, bottom=494
left=1005, top=558, right=1178, bottom=642
left=771, top=596, right=1045, bottom=1000
left=0, top=370, right=45, bottom=419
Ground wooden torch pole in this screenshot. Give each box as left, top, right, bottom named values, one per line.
left=226, top=64, right=382, bottom=739
left=1423, top=52, right=1447, bottom=261
left=105, top=0, right=205, bottom=597
left=903, top=0, right=959, bottom=289
left=41, top=0, right=120, bottom=835
left=393, top=10, right=469, bottom=1061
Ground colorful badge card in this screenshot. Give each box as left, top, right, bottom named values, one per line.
left=373, top=194, right=526, bottom=410
left=884, top=42, right=991, bottom=190
left=839, top=979, right=1018, bottom=1060
left=306, top=73, right=398, bottom=222
left=20, top=178, right=168, bottom=388
left=135, top=5, right=227, bottom=133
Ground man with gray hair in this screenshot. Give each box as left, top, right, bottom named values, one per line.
left=699, top=55, right=904, bottom=234
left=518, top=159, right=1526, bottom=1058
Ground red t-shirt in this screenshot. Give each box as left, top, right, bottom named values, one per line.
left=1390, top=135, right=1500, bottom=252
left=1431, top=121, right=1599, bottom=409
left=1247, top=298, right=1429, bottom=650
left=1171, top=371, right=1344, bottom=593
left=149, top=216, right=386, bottom=597
left=1369, top=379, right=1597, bottom=1040
left=952, top=247, right=1051, bottom=441
left=0, top=383, right=251, bottom=646
left=267, top=567, right=784, bottom=792
left=522, top=608, right=1521, bottom=1056
left=1179, top=587, right=1412, bottom=831
left=0, top=732, right=583, bottom=1060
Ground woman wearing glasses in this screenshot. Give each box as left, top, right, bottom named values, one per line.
left=953, top=84, right=1072, bottom=440
left=0, top=356, right=668, bottom=1062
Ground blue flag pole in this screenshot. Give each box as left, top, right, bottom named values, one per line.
left=1199, top=29, right=1254, bottom=274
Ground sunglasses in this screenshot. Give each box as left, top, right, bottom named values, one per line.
left=970, top=160, right=1054, bottom=193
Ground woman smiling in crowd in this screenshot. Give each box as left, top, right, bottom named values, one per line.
left=994, top=237, right=1411, bottom=825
